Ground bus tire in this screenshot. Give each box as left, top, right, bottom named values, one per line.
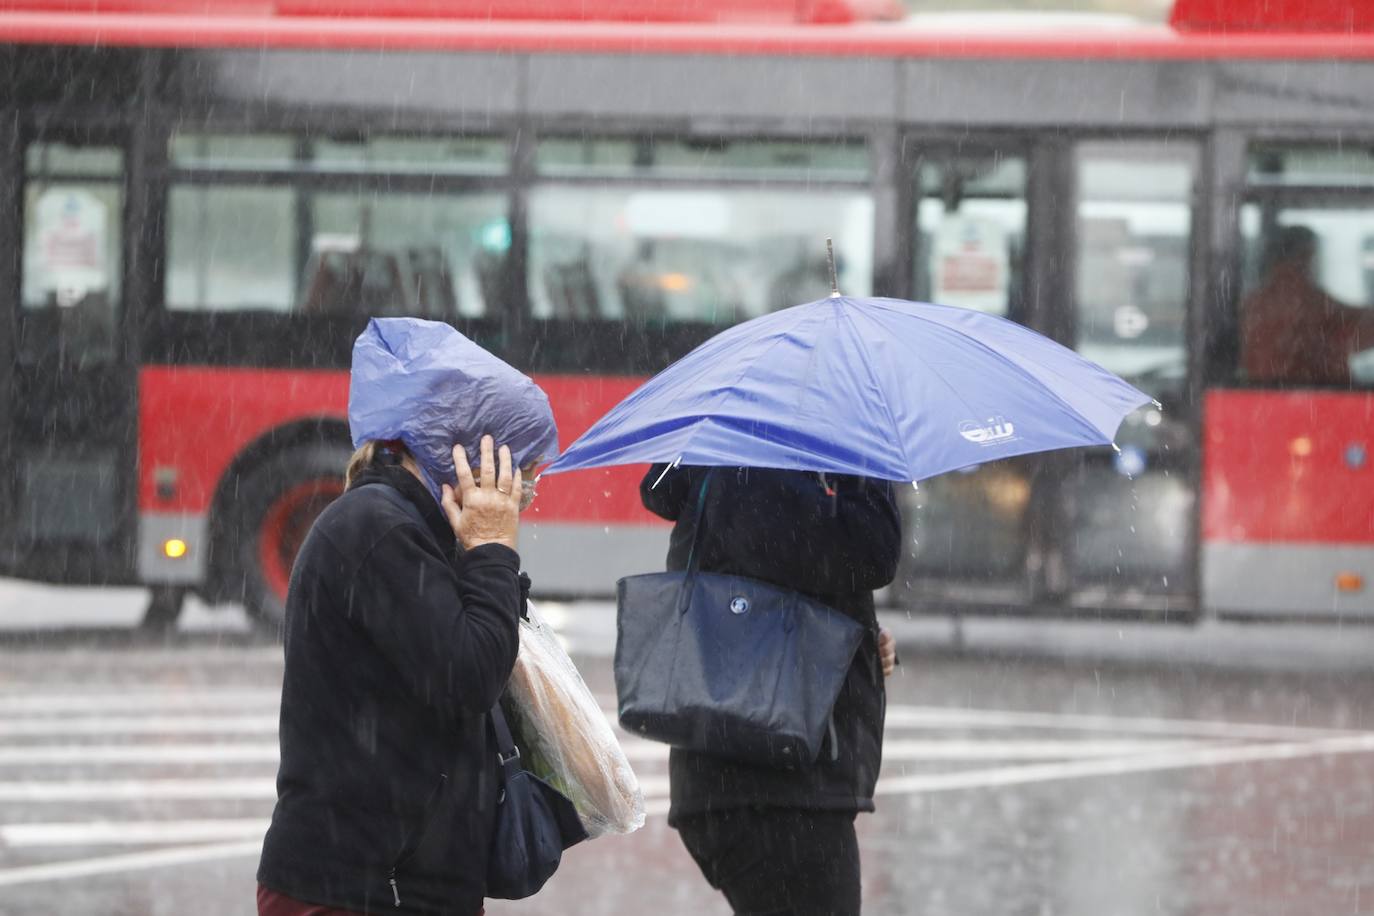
left=226, top=443, right=349, bottom=632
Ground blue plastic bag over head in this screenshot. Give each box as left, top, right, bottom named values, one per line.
left=349, top=318, right=559, bottom=501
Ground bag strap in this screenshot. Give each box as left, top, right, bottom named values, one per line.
left=490, top=702, right=522, bottom=773
left=682, top=468, right=717, bottom=579
left=675, top=469, right=716, bottom=615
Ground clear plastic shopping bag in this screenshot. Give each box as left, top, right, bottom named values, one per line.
left=502, top=602, right=645, bottom=838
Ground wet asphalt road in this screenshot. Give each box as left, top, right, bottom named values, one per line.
left=2, top=584, right=1374, bottom=916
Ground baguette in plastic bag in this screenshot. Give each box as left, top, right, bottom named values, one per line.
left=502, top=603, right=645, bottom=837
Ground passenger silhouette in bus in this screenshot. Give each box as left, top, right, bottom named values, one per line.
left=1241, top=225, right=1374, bottom=387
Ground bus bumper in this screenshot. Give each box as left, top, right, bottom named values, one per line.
left=1204, top=542, right=1374, bottom=618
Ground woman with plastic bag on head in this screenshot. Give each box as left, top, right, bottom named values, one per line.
left=257, top=318, right=582, bottom=916
left=640, top=464, right=902, bottom=916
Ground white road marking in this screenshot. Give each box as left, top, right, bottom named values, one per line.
left=878, top=738, right=1210, bottom=760
left=0, top=778, right=277, bottom=802
left=0, top=743, right=280, bottom=765
left=875, top=733, right=1374, bottom=796
left=0, top=715, right=278, bottom=737
left=883, top=704, right=1356, bottom=741
left=0, top=738, right=1208, bottom=771
left=0, top=840, right=264, bottom=888
left=1, top=819, right=268, bottom=846
left=0, top=691, right=280, bottom=714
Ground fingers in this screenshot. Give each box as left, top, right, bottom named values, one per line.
left=453, top=444, right=476, bottom=496
left=479, top=435, right=496, bottom=490
left=453, top=436, right=522, bottom=506
left=878, top=627, right=896, bottom=678
left=440, top=483, right=462, bottom=533
left=497, top=443, right=513, bottom=495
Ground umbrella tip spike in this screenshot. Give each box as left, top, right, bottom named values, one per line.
left=826, top=237, right=840, bottom=298
left=1152, top=399, right=1164, bottom=410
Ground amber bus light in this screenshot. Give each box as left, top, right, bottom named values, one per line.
left=1335, top=572, right=1365, bottom=594
left=162, top=538, right=190, bottom=560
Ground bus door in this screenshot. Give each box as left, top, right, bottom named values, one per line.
left=1062, top=141, right=1199, bottom=614
left=896, top=140, right=1199, bottom=616
left=1203, top=143, right=1374, bottom=618
left=4, top=129, right=135, bottom=584
left=896, top=145, right=1040, bottom=609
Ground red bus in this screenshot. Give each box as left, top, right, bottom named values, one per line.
left=1, top=0, right=1372, bottom=628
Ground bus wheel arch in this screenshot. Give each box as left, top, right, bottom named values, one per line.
left=205, top=420, right=352, bottom=629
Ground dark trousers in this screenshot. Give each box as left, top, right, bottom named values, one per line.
left=674, top=808, right=861, bottom=916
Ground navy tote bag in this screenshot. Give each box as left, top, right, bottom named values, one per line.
left=614, top=472, right=865, bottom=769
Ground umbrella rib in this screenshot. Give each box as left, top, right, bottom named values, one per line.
left=671, top=306, right=825, bottom=464
left=837, top=302, right=917, bottom=479
left=868, top=300, right=1142, bottom=437
left=924, top=323, right=1127, bottom=443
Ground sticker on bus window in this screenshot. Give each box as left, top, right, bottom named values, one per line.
left=932, top=214, right=1008, bottom=314
left=33, top=188, right=108, bottom=307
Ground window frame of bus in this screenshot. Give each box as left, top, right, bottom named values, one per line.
left=18, top=138, right=128, bottom=366
left=1232, top=138, right=1374, bottom=390
left=147, top=126, right=519, bottom=370
left=521, top=132, right=875, bottom=375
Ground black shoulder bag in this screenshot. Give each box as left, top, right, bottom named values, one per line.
left=614, top=470, right=865, bottom=769
left=485, top=701, right=587, bottom=899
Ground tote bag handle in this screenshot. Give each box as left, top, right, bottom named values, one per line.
left=676, top=468, right=717, bottom=615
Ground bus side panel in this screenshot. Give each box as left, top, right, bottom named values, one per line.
left=137, top=366, right=351, bottom=584
left=1202, top=389, right=1374, bottom=617
left=138, top=366, right=351, bottom=516
left=136, top=365, right=666, bottom=593
left=519, top=374, right=669, bottom=597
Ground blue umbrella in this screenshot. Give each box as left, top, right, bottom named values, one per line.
left=540, top=295, right=1153, bottom=484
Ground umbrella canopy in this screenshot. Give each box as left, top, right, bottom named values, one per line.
left=541, top=296, right=1152, bottom=483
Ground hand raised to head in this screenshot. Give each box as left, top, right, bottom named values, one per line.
left=440, top=435, right=523, bottom=551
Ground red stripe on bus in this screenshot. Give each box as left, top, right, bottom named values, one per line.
left=1202, top=389, right=1374, bottom=545
left=6, top=13, right=1374, bottom=59
left=137, top=366, right=660, bottom=525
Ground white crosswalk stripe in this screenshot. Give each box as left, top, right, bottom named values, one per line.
left=1, top=685, right=1372, bottom=891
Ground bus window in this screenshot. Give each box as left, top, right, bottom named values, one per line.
left=1239, top=146, right=1374, bottom=388
left=20, top=142, right=125, bottom=365
left=1247, top=144, right=1374, bottom=189
left=527, top=137, right=873, bottom=324
left=164, top=132, right=509, bottom=319
left=167, top=186, right=297, bottom=312
left=913, top=152, right=1026, bottom=317
left=1075, top=141, right=1195, bottom=402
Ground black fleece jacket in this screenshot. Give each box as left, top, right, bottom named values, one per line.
left=640, top=464, right=902, bottom=824
left=258, top=464, right=522, bottom=916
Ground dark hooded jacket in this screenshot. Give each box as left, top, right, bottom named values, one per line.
left=258, top=463, right=523, bottom=916
left=639, top=464, right=902, bottom=823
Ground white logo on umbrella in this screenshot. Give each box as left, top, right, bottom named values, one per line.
left=959, top=417, right=1017, bottom=445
